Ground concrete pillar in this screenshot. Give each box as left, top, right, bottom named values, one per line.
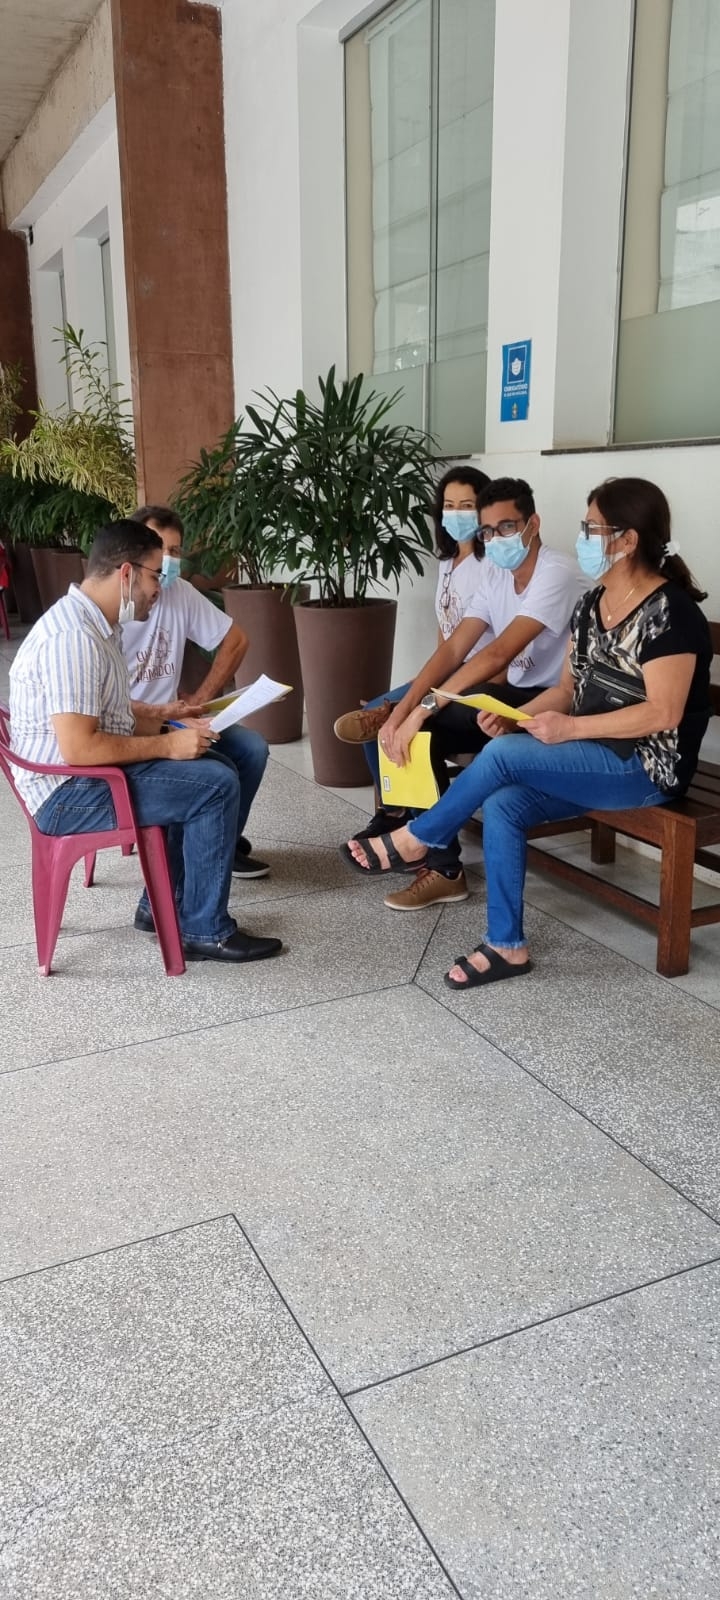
left=110, top=0, right=234, bottom=501
left=0, top=224, right=39, bottom=436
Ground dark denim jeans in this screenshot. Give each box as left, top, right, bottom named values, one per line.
left=34, top=754, right=241, bottom=942
left=409, top=734, right=666, bottom=948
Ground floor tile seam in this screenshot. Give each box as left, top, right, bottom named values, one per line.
left=0, top=977, right=416, bottom=1083
left=225, top=1213, right=465, bottom=1600
left=0, top=1211, right=241, bottom=1290
left=520, top=887, right=720, bottom=1014
left=413, top=974, right=720, bottom=1231
left=342, top=1249, right=720, bottom=1402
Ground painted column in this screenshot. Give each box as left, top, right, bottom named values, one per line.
left=0, top=225, right=38, bottom=434
left=110, top=0, right=233, bottom=500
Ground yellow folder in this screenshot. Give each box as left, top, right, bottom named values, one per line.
left=432, top=688, right=531, bottom=722
left=378, top=731, right=439, bottom=810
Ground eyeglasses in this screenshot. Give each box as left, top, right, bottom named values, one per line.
left=579, top=521, right=626, bottom=540
left=132, top=562, right=163, bottom=584
left=439, top=570, right=452, bottom=611
left=478, top=518, right=526, bottom=540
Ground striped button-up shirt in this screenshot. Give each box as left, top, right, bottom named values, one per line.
left=9, top=584, right=135, bottom=814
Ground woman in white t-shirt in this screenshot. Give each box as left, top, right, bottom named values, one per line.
left=334, top=466, right=491, bottom=836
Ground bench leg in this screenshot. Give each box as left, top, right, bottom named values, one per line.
left=657, top=815, right=696, bottom=978
left=590, top=821, right=616, bottom=865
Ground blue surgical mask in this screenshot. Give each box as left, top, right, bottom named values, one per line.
left=442, top=510, right=478, bottom=544
left=575, top=532, right=626, bottom=582
left=160, top=554, right=182, bottom=588
left=485, top=527, right=529, bottom=571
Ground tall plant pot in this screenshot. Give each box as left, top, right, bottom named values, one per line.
left=222, top=584, right=309, bottom=743
left=30, top=548, right=84, bottom=612
left=294, top=597, right=397, bottom=785
left=7, top=542, right=42, bottom=624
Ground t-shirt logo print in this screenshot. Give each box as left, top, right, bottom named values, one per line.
left=136, top=626, right=175, bottom=683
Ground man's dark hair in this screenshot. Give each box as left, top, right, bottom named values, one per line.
left=86, top=520, right=163, bottom=578
left=131, top=504, right=184, bottom=536
left=479, top=477, right=536, bottom=522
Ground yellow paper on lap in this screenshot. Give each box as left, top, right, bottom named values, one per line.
left=378, top=731, right=439, bottom=810
left=431, top=688, right=531, bottom=722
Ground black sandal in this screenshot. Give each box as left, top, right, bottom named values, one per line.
left=340, top=833, right=427, bottom=875
left=444, top=941, right=533, bottom=991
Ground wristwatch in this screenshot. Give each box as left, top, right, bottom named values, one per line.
left=420, top=692, right=438, bottom=713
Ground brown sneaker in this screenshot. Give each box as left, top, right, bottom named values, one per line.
left=384, top=868, right=469, bottom=911
left=334, top=702, right=393, bottom=743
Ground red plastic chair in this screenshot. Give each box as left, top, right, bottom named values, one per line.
left=0, top=545, right=10, bottom=641
left=0, top=703, right=185, bottom=976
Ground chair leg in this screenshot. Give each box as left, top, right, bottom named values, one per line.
left=135, top=827, right=186, bottom=977
left=33, top=843, right=74, bottom=975
left=84, top=852, right=97, bottom=887
left=656, top=815, right=695, bottom=978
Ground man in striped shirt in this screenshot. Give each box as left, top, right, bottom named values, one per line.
left=9, top=520, right=282, bottom=965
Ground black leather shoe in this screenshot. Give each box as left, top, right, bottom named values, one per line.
left=182, top=929, right=283, bottom=963
left=134, top=906, right=155, bottom=933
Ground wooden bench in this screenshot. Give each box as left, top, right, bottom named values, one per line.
left=523, top=621, right=720, bottom=978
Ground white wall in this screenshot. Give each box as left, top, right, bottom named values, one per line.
left=19, top=104, right=131, bottom=418
left=219, top=0, right=720, bottom=688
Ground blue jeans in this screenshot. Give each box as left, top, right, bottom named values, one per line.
left=34, top=755, right=241, bottom=942
left=408, top=735, right=667, bottom=949
left=209, top=723, right=268, bottom=839
left=361, top=683, right=412, bottom=790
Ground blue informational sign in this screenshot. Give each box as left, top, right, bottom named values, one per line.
left=500, top=339, right=532, bottom=422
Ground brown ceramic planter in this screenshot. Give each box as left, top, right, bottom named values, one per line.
left=293, top=597, right=397, bottom=785
left=222, top=584, right=309, bottom=743
left=7, top=542, right=42, bottom=624
left=30, top=547, right=84, bottom=612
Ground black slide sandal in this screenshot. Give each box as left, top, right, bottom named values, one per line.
left=444, top=942, right=533, bottom=990
left=340, top=833, right=427, bottom=875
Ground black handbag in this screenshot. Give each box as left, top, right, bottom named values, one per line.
left=573, top=601, right=645, bottom=758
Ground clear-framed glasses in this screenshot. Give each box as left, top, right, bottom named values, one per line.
left=131, top=561, right=163, bottom=584
left=478, top=518, right=527, bottom=540
left=578, top=521, right=626, bottom=540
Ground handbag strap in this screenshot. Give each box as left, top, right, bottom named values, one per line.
left=575, top=592, right=593, bottom=668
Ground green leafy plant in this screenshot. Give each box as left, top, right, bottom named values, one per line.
left=0, top=327, right=135, bottom=550
left=175, top=368, right=436, bottom=604
left=174, top=419, right=276, bottom=588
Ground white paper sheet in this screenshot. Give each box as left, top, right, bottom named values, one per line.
left=209, top=674, right=292, bottom=732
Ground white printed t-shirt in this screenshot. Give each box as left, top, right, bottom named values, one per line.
left=464, top=545, right=587, bottom=687
left=434, top=554, right=493, bottom=659
left=121, top=579, right=232, bottom=704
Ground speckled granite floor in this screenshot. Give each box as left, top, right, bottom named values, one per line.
left=1, top=627, right=719, bottom=1598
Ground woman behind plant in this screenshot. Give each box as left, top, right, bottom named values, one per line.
left=333, top=464, right=491, bottom=837
left=344, top=476, right=712, bottom=988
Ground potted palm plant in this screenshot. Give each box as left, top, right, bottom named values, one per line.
left=0, top=327, right=136, bottom=610
left=239, top=368, right=436, bottom=784
left=173, top=418, right=309, bottom=743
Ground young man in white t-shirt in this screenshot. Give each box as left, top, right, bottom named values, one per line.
left=122, top=507, right=270, bottom=878
left=346, top=477, right=587, bottom=908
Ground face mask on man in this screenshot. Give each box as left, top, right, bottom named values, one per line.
left=575, top=529, right=626, bottom=582
left=160, top=554, right=182, bottom=588
left=442, top=510, right=478, bottom=544
left=118, top=567, right=135, bottom=624
left=485, top=524, right=531, bottom=572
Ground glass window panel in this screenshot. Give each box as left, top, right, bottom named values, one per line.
left=99, top=236, right=118, bottom=391
left=346, top=0, right=494, bottom=454
left=616, top=0, right=720, bottom=442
